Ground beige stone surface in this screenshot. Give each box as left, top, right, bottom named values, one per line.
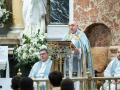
left=91, top=47, right=109, bottom=73
left=12, top=0, right=24, bottom=27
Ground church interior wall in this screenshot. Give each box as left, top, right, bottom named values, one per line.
left=74, top=0, right=120, bottom=45
left=73, top=1, right=120, bottom=88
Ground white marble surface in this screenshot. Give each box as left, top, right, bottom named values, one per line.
left=0, top=78, right=12, bottom=90
left=47, top=25, right=69, bottom=40
left=0, top=46, right=9, bottom=78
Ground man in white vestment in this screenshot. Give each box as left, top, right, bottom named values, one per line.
left=22, top=0, right=47, bottom=37
left=63, top=19, right=95, bottom=90
left=29, top=48, right=52, bottom=90
left=100, top=47, right=120, bottom=90
left=63, top=20, right=94, bottom=77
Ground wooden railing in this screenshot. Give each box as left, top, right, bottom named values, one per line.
left=93, top=77, right=120, bottom=90
left=33, top=76, right=120, bottom=90
left=33, top=78, right=51, bottom=90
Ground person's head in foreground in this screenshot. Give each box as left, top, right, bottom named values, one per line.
left=20, top=77, right=33, bottom=90
left=11, top=75, right=22, bottom=90
left=61, top=78, right=74, bottom=90
left=49, top=71, right=63, bottom=87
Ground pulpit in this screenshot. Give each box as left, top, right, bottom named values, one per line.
left=47, top=41, right=75, bottom=77
left=0, top=46, right=9, bottom=78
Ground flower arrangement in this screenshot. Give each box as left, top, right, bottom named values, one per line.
left=0, top=0, right=10, bottom=26
left=14, top=30, right=47, bottom=68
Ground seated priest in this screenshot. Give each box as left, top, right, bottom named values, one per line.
left=29, top=48, right=53, bottom=90
left=100, top=47, right=120, bottom=90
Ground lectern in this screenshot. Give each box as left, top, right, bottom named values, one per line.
left=47, top=41, right=74, bottom=76
left=47, top=41, right=96, bottom=89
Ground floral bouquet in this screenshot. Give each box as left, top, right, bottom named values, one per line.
left=14, top=30, right=47, bottom=75
left=0, top=0, right=10, bottom=26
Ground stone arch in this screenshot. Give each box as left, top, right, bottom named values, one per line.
left=84, top=23, right=112, bottom=89
left=85, top=23, right=111, bottom=47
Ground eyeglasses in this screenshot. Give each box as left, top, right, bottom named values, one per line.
left=39, top=52, right=47, bottom=55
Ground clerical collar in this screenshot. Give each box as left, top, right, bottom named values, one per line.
left=41, top=58, right=48, bottom=62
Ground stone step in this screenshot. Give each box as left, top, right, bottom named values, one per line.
left=0, top=37, right=19, bottom=45
left=0, top=27, right=22, bottom=47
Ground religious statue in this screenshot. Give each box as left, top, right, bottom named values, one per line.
left=22, top=0, right=47, bottom=37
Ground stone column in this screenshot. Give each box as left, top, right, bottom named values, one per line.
left=12, top=0, right=24, bottom=28
left=5, top=0, right=24, bottom=43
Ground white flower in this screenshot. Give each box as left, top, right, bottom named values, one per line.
left=0, top=0, right=10, bottom=24
left=22, top=53, right=27, bottom=59
left=29, top=47, right=35, bottom=53
left=40, top=45, right=47, bottom=50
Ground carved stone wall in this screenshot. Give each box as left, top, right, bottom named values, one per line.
left=74, top=0, right=120, bottom=45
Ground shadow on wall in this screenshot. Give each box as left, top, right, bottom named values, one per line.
left=85, top=23, right=111, bottom=47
